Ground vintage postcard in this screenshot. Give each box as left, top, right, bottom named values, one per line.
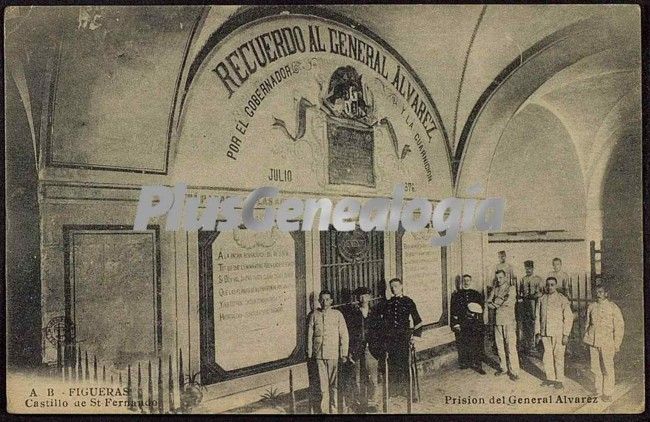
left=4, top=4, right=644, bottom=415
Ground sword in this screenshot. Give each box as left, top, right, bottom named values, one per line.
left=411, top=343, right=421, bottom=403
left=407, top=344, right=413, bottom=414
left=383, top=352, right=389, bottom=413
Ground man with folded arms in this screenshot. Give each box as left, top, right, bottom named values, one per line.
left=535, top=277, right=573, bottom=389
left=486, top=270, right=520, bottom=381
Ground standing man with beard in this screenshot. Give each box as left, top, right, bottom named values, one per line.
left=451, top=274, right=486, bottom=374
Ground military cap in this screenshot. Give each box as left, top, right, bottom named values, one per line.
left=354, top=286, right=371, bottom=296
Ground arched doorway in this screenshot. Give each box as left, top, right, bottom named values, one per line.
left=170, top=6, right=456, bottom=385
left=454, top=10, right=641, bottom=373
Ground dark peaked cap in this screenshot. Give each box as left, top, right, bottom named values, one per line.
left=354, top=287, right=371, bottom=296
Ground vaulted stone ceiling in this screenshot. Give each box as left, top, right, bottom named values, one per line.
left=522, top=47, right=641, bottom=196
left=296, top=4, right=630, bottom=150
left=189, top=4, right=624, bottom=151
left=6, top=5, right=641, bottom=187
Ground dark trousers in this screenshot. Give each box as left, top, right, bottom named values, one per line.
left=342, top=348, right=379, bottom=410
left=518, top=299, right=537, bottom=352
left=455, top=323, right=484, bottom=368
left=307, top=358, right=321, bottom=413
left=386, top=332, right=410, bottom=397
left=340, top=360, right=356, bottom=410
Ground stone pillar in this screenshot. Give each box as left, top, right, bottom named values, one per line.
left=585, top=206, right=603, bottom=245
left=459, top=231, right=488, bottom=291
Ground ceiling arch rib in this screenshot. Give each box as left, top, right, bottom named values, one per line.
left=454, top=9, right=640, bottom=194
left=517, top=96, right=583, bottom=181
left=454, top=4, right=614, bottom=150
left=451, top=6, right=487, bottom=143
left=588, top=88, right=642, bottom=177
left=524, top=47, right=640, bottom=100
left=586, top=121, right=642, bottom=212
left=585, top=89, right=642, bottom=213
left=521, top=70, right=639, bottom=185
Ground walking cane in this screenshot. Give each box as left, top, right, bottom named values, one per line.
left=336, top=362, right=341, bottom=414
left=383, top=352, right=389, bottom=413
left=407, top=344, right=413, bottom=414
left=411, top=344, right=421, bottom=403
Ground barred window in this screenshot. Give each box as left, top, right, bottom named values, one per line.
left=319, top=226, right=385, bottom=305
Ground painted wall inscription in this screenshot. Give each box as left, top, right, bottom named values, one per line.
left=212, top=229, right=297, bottom=371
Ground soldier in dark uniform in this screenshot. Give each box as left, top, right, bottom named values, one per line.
left=519, top=260, right=544, bottom=355
left=343, top=287, right=381, bottom=411
left=306, top=294, right=321, bottom=413
left=450, top=274, right=486, bottom=374
left=337, top=288, right=357, bottom=413
left=381, top=278, right=423, bottom=397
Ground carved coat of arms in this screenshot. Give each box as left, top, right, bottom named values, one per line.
left=272, top=65, right=410, bottom=188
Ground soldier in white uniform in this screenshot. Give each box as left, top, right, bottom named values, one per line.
left=583, top=284, right=624, bottom=402
left=535, top=277, right=573, bottom=389
left=307, top=290, right=350, bottom=413
left=548, top=257, right=570, bottom=296
left=494, top=250, right=515, bottom=286
left=486, top=270, right=519, bottom=381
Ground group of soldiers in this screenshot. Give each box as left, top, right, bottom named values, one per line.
left=304, top=251, right=626, bottom=414
left=306, top=278, right=422, bottom=414
left=451, top=251, right=625, bottom=402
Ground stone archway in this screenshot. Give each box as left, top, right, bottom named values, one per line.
left=453, top=11, right=640, bottom=284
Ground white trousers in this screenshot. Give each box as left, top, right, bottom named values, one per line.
left=494, top=324, right=519, bottom=375
left=590, top=345, right=615, bottom=396
left=316, top=358, right=339, bottom=413
left=541, top=336, right=565, bottom=382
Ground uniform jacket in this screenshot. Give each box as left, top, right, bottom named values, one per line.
left=307, top=307, right=349, bottom=360
left=382, top=295, right=423, bottom=336
left=534, top=292, right=573, bottom=339
left=583, top=299, right=625, bottom=349
left=520, top=275, right=544, bottom=300
left=486, top=283, right=517, bottom=325
left=342, top=304, right=380, bottom=360
left=451, top=288, right=484, bottom=327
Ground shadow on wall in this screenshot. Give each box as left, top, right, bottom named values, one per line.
left=6, top=72, right=42, bottom=368
left=601, top=134, right=643, bottom=373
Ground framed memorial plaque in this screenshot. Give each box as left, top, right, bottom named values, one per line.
left=198, top=228, right=307, bottom=383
